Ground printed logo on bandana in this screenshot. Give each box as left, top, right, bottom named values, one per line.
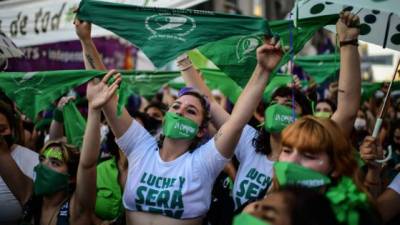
left=274, top=114, right=295, bottom=124
left=135, top=172, right=185, bottom=218
left=236, top=35, right=262, bottom=63
left=235, top=168, right=272, bottom=208
left=145, top=14, right=196, bottom=42
left=13, top=72, right=44, bottom=95
left=174, top=122, right=196, bottom=137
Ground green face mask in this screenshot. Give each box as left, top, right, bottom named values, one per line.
left=162, top=112, right=199, bottom=140
left=34, top=164, right=69, bottom=196
left=314, top=111, right=332, bottom=118
left=264, top=104, right=296, bottom=133
left=274, top=162, right=331, bottom=188
left=233, top=212, right=270, bottom=225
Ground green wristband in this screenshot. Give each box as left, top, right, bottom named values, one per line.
left=53, top=108, right=64, bottom=123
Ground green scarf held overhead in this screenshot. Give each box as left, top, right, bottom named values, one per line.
left=197, top=14, right=338, bottom=87
left=263, top=74, right=293, bottom=103
left=0, top=70, right=181, bottom=120
left=201, top=69, right=243, bottom=103
left=63, top=101, right=86, bottom=149
left=294, top=53, right=340, bottom=84
left=77, top=0, right=271, bottom=68
left=0, top=70, right=102, bottom=120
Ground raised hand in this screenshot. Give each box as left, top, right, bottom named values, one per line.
left=336, top=11, right=360, bottom=42
left=74, top=18, right=92, bottom=42
left=87, top=70, right=122, bottom=110
left=360, top=136, right=383, bottom=169
left=256, top=37, right=283, bottom=73
left=57, top=96, right=76, bottom=109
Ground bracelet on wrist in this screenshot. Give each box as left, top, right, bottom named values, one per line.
left=339, top=39, right=359, bottom=48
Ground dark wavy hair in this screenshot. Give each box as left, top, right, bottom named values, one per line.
left=158, top=88, right=211, bottom=152
left=252, top=87, right=312, bottom=155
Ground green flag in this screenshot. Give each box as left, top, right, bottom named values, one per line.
left=197, top=14, right=338, bottom=87
left=295, top=54, right=340, bottom=84
left=63, top=101, right=86, bottom=148
left=0, top=70, right=102, bottom=120
left=201, top=69, right=243, bottom=103
left=77, top=0, right=271, bottom=68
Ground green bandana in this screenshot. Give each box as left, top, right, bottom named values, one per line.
left=77, top=0, right=271, bottom=68
left=162, top=112, right=199, bottom=140
left=314, top=111, right=332, bottom=119
left=63, top=101, right=86, bottom=148
left=294, top=54, right=340, bottom=84
left=264, top=104, right=296, bottom=133
left=233, top=212, right=270, bottom=225
left=326, top=177, right=369, bottom=225
left=274, top=162, right=331, bottom=188
left=42, top=148, right=64, bottom=161
left=34, top=164, right=69, bottom=196
left=197, top=14, right=338, bottom=87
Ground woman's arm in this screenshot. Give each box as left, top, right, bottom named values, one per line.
left=214, top=39, right=283, bottom=158
left=0, top=138, right=33, bottom=205
left=178, top=56, right=231, bottom=129
left=331, top=11, right=361, bottom=138
left=75, top=18, right=132, bottom=138
left=74, top=73, right=121, bottom=213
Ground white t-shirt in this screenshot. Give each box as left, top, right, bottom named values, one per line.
left=116, top=120, right=230, bottom=219
left=388, top=173, right=400, bottom=194
left=233, top=125, right=274, bottom=210
left=0, top=145, right=39, bottom=224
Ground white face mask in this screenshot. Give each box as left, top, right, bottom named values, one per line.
left=354, top=118, right=367, bottom=131
left=100, top=124, right=109, bottom=144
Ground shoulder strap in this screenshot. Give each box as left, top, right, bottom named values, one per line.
left=56, top=199, right=70, bottom=225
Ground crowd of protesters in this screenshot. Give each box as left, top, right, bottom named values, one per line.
left=0, top=9, right=399, bottom=225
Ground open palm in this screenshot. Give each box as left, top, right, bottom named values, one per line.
left=87, top=70, right=122, bottom=110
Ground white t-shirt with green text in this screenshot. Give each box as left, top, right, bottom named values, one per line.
left=116, top=120, right=230, bottom=219
left=233, top=125, right=274, bottom=210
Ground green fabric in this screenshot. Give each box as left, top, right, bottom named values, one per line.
left=162, top=112, right=199, bottom=139
left=233, top=212, right=270, bottom=225
left=197, top=14, right=338, bottom=87
left=264, top=104, right=296, bottom=133
left=361, top=82, right=382, bottom=103
left=262, top=74, right=293, bottom=103
left=33, top=164, right=69, bottom=196
left=294, top=54, right=340, bottom=84
left=117, top=71, right=180, bottom=115
left=77, top=0, right=271, bottom=68
left=0, top=70, right=180, bottom=120
left=0, top=70, right=102, bottom=120
left=274, top=161, right=331, bottom=188
left=201, top=69, right=243, bottom=103
left=63, top=101, right=86, bottom=149
left=187, top=49, right=218, bottom=69
left=53, top=108, right=64, bottom=123
left=326, top=176, right=369, bottom=225
left=314, top=111, right=332, bottom=118
left=95, top=157, right=123, bottom=220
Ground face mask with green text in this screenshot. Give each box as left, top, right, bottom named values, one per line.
left=162, top=112, right=199, bottom=140
left=264, top=104, right=296, bottom=133
left=274, top=161, right=331, bottom=188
